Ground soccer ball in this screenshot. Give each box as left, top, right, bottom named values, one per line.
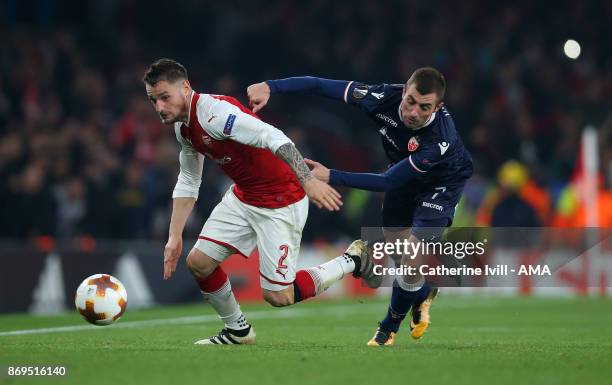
left=75, top=274, right=128, bottom=326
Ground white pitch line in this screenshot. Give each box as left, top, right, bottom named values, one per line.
left=0, top=297, right=498, bottom=337
left=0, top=303, right=382, bottom=337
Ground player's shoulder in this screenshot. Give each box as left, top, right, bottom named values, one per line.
left=431, top=106, right=458, bottom=142
left=198, top=93, right=256, bottom=120
left=195, top=93, right=260, bottom=139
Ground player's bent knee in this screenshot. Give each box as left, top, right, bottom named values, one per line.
left=186, top=249, right=218, bottom=278
left=262, top=288, right=294, bottom=307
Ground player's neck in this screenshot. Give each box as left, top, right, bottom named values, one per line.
left=181, top=90, right=195, bottom=125
left=417, top=111, right=436, bottom=129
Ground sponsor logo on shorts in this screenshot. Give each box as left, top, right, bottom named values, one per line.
left=422, top=201, right=444, bottom=211
left=224, top=114, right=236, bottom=135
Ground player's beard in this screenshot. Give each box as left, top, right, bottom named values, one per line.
left=404, top=117, right=421, bottom=129
left=404, top=114, right=432, bottom=129
left=159, top=113, right=172, bottom=124
left=160, top=106, right=187, bottom=125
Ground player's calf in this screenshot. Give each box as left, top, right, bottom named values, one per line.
left=185, top=248, right=253, bottom=345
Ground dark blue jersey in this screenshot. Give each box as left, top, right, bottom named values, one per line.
left=267, top=77, right=474, bottom=191
left=342, top=81, right=473, bottom=187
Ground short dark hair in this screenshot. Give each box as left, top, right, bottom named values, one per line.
left=142, top=58, right=188, bottom=85
left=406, top=67, right=446, bottom=101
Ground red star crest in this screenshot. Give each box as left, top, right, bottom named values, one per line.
left=408, top=136, right=419, bottom=152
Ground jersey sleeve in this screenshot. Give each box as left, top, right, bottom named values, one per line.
left=172, top=123, right=205, bottom=199
left=343, top=81, right=387, bottom=113
left=328, top=139, right=454, bottom=191
left=266, top=77, right=349, bottom=101
left=329, top=156, right=420, bottom=192
left=203, top=99, right=293, bottom=153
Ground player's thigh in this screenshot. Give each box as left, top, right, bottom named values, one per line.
left=382, top=186, right=418, bottom=265
left=413, top=182, right=466, bottom=230
left=195, top=188, right=258, bottom=263
left=382, top=185, right=418, bottom=230
left=250, top=196, right=309, bottom=292
left=410, top=186, right=456, bottom=266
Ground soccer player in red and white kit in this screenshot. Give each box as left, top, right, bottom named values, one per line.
left=143, top=59, right=379, bottom=345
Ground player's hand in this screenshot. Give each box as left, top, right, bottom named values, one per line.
left=304, top=158, right=330, bottom=183
left=163, top=235, right=183, bottom=280
left=303, top=178, right=342, bottom=211
left=246, top=82, right=271, bottom=113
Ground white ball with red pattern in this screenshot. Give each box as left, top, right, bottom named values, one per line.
left=75, top=274, right=128, bottom=326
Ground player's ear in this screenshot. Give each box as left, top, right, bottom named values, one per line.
left=435, top=101, right=444, bottom=112
left=182, top=79, right=191, bottom=95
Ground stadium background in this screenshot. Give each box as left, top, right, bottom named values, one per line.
left=0, top=0, right=611, bottom=313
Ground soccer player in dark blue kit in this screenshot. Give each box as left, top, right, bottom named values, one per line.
left=247, top=68, right=473, bottom=346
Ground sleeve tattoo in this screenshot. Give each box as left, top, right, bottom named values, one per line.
left=275, top=143, right=313, bottom=185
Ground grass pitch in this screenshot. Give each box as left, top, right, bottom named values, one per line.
left=1, top=296, right=611, bottom=385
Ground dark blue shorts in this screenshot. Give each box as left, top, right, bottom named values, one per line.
left=381, top=181, right=466, bottom=239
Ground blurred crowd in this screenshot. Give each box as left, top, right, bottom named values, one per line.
left=0, top=0, right=610, bottom=241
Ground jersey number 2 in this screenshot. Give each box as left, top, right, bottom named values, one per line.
left=277, top=245, right=289, bottom=269
left=275, top=245, right=289, bottom=280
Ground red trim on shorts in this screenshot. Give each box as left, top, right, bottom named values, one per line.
left=259, top=271, right=294, bottom=286
left=198, top=236, right=248, bottom=258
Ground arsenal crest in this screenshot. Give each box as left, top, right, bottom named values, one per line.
left=408, top=136, right=419, bottom=152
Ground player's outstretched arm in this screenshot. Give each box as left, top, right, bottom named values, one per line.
left=275, top=143, right=343, bottom=211
left=247, top=77, right=349, bottom=113
left=164, top=197, right=196, bottom=280
left=165, top=140, right=203, bottom=280
left=324, top=156, right=424, bottom=192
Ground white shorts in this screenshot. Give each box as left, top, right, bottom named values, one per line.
left=195, top=187, right=309, bottom=291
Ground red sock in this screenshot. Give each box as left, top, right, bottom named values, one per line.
left=196, top=266, right=228, bottom=293
left=293, top=270, right=317, bottom=302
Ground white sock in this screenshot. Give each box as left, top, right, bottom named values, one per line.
left=201, top=280, right=249, bottom=330
left=303, top=254, right=356, bottom=295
